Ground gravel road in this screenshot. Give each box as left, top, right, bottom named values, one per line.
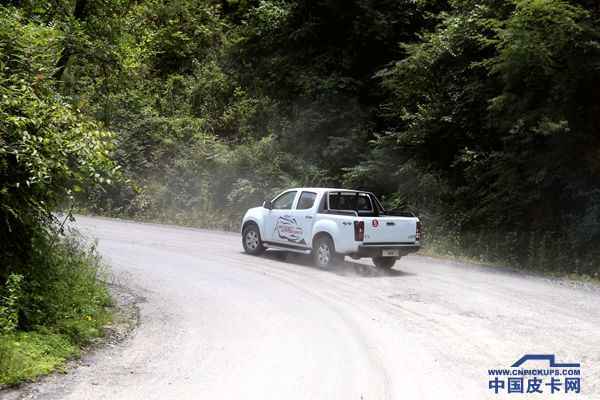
left=5, top=216, right=600, bottom=400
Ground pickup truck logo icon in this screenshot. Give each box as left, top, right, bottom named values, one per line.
left=511, top=354, right=580, bottom=368
left=274, top=216, right=305, bottom=244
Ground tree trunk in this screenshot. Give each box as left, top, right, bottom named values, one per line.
left=53, top=0, right=88, bottom=81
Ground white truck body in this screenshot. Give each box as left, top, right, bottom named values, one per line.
left=241, top=188, right=421, bottom=264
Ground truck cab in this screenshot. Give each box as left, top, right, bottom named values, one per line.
left=241, top=188, right=421, bottom=269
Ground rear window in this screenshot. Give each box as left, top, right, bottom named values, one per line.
left=297, top=191, right=317, bottom=210
left=328, top=192, right=373, bottom=212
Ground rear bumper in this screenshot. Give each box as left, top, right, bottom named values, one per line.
left=352, top=243, right=421, bottom=258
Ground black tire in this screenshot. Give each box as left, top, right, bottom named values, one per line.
left=242, top=223, right=265, bottom=255
left=313, top=235, right=339, bottom=269
left=372, top=256, right=396, bottom=269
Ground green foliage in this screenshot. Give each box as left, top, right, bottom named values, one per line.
left=0, top=5, right=116, bottom=385
left=19, top=231, right=111, bottom=343
left=0, top=6, right=119, bottom=278
left=3, top=0, right=599, bottom=278
left=111, top=133, right=319, bottom=230
left=137, top=0, right=226, bottom=76
left=0, top=331, right=78, bottom=386
left=0, top=274, right=23, bottom=334
left=349, top=0, right=600, bottom=273
left=0, top=232, right=110, bottom=386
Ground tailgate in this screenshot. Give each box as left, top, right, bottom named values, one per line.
left=363, top=217, right=417, bottom=244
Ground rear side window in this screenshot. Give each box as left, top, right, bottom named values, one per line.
left=296, top=191, right=317, bottom=210
left=272, top=191, right=297, bottom=210
left=356, top=195, right=373, bottom=211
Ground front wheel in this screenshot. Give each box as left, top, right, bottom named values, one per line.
left=242, top=224, right=265, bottom=255
left=372, top=256, right=396, bottom=269
left=313, top=235, right=340, bottom=269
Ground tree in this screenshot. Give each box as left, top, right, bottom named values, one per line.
left=0, top=6, right=118, bottom=278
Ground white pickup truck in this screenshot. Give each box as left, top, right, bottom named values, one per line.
left=241, top=188, right=421, bottom=269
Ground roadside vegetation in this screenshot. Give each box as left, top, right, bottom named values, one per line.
left=1, top=0, right=599, bottom=383
left=0, top=233, right=112, bottom=386
left=0, top=7, right=116, bottom=386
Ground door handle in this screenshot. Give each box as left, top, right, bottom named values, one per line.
left=305, top=215, right=313, bottom=219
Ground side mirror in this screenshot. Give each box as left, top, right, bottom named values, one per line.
left=263, top=200, right=272, bottom=210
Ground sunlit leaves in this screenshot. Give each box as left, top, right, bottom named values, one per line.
left=0, top=6, right=118, bottom=240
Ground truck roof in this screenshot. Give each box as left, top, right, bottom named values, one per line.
left=287, top=188, right=368, bottom=194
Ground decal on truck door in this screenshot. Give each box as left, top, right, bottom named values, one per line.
left=274, top=215, right=306, bottom=245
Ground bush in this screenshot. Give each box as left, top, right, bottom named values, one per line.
left=0, top=6, right=118, bottom=280
left=17, top=230, right=111, bottom=344
left=421, top=225, right=599, bottom=277
left=0, top=274, right=23, bottom=334
left=0, top=230, right=111, bottom=386
left=96, top=132, right=319, bottom=230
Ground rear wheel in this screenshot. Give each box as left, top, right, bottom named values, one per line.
left=242, top=224, right=265, bottom=255
left=313, top=235, right=339, bottom=269
left=372, top=256, right=396, bottom=269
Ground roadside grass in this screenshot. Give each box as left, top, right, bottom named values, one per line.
left=419, top=247, right=600, bottom=286
left=0, top=331, right=77, bottom=386
left=420, top=230, right=600, bottom=284
left=0, top=231, right=112, bottom=387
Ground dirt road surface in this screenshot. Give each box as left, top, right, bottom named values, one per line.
left=6, top=216, right=600, bottom=400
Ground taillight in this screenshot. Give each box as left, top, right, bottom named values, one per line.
left=416, top=221, right=422, bottom=242
left=354, top=221, right=364, bottom=241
